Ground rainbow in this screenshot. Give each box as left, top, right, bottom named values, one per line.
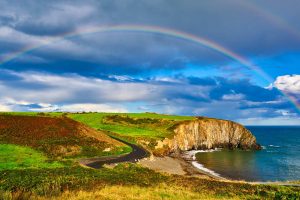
left=0, top=24, right=299, bottom=111
left=237, top=1, right=300, bottom=40
left=0, top=25, right=271, bottom=80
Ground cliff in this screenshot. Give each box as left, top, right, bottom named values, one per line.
left=155, top=118, right=261, bottom=154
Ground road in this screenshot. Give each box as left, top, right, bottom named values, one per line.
left=79, top=136, right=148, bottom=169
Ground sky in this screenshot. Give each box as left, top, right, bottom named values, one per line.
left=0, top=0, right=299, bottom=125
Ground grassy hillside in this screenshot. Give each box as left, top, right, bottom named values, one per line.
left=1, top=113, right=299, bottom=199
left=1, top=112, right=194, bottom=139
left=69, top=112, right=194, bottom=138
left=3, top=112, right=195, bottom=154
left=0, top=144, right=64, bottom=170
left=0, top=115, right=130, bottom=162
left=67, top=112, right=195, bottom=153
left=1, top=163, right=299, bottom=200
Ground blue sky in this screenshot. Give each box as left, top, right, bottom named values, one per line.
left=0, top=0, right=299, bottom=125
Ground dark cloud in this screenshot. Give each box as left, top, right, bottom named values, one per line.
left=0, top=70, right=298, bottom=120
left=209, top=78, right=282, bottom=102
left=187, top=77, right=217, bottom=86
left=0, top=0, right=299, bottom=124
left=0, top=0, right=300, bottom=76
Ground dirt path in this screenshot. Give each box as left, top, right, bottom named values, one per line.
left=79, top=136, right=148, bottom=169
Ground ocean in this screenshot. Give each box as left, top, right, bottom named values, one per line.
left=194, top=126, right=300, bottom=182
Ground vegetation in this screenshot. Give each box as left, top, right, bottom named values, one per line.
left=0, top=113, right=299, bottom=200
left=6, top=112, right=195, bottom=154
left=69, top=112, right=193, bottom=138
left=0, top=144, right=64, bottom=170
left=66, top=112, right=195, bottom=153
left=0, top=114, right=130, bottom=159
left=0, top=164, right=299, bottom=199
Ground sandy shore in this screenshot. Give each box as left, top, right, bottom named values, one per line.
left=139, top=154, right=226, bottom=180
left=139, top=156, right=186, bottom=175
left=139, top=155, right=300, bottom=187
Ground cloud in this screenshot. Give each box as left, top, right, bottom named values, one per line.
left=0, top=70, right=211, bottom=104
left=268, top=74, right=300, bottom=107
left=272, top=75, right=300, bottom=95
left=29, top=103, right=127, bottom=113
left=0, top=70, right=298, bottom=124
left=238, top=116, right=300, bottom=126
left=58, top=104, right=127, bottom=113
left=0, top=104, right=11, bottom=112
left=1, top=0, right=300, bottom=76
left=222, top=93, right=245, bottom=101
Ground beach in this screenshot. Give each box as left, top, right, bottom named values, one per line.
left=139, top=154, right=226, bottom=180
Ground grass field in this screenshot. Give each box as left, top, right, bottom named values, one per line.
left=1, top=113, right=299, bottom=199
left=1, top=164, right=299, bottom=199
left=2, top=112, right=194, bottom=153
left=0, top=114, right=130, bottom=160
left=0, top=144, right=64, bottom=170
left=68, top=112, right=194, bottom=138
left=1, top=112, right=194, bottom=139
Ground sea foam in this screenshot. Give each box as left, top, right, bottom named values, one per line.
left=191, top=161, right=221, bottom=178
left=184, top=149, right=223, bottom=178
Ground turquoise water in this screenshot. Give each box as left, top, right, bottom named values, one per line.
left=195, top=126, right=300, bottom=181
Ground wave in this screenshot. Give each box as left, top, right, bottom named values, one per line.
left=184, top=148, right=221, bottom=160
left=268, top=145, right=280, bottom=148
left=183, top=148, right=224, bottom=178
left=191, top=161, right=222, bottom=178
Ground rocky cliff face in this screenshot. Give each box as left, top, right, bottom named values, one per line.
left=156, top=118, right=261, bottom=153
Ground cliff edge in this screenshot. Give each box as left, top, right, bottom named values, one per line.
left=155, top=117, right=261, bottom=154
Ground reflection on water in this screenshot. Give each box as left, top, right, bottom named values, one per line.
left=195, top=126, right=300, bottom=181
left=196, top=150, right=260, bottom=181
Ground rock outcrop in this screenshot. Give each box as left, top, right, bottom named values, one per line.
left=156, top=118, right=261, bottom=153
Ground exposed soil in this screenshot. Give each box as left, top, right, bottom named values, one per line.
left=0, top=115, right=125, bottom=158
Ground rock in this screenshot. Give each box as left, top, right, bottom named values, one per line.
left=103, top=148, right=111, bottom=152
left=157, top=118, right=261, bottom=153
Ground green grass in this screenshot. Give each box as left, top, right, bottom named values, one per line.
left=0, top=113, right=299, bottom=199
left=1, top=112, right=194, bottom=139
left=0, top=144, right=64, bottom=170
left=0, top=112, right=195, bottom=154
left=68, top=113, right=194, bottom=139
left=0, top=164, right=168, bottom=196
left=0, top=112, right=63, bottom=117
left=0, top=164, right=299, bottom=199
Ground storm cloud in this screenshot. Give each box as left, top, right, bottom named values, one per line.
left=0, top=0, right=299, bottom=124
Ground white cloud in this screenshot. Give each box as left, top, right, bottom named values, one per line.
left=0, top=71, right=211, bottom=104
left=57, top=103, right=127, bottom=113
left=238, top=117, right=300, bottom=126
left=222, top=93, right=245, bottom=101
left=29, top=103, right=127, bottom=113
left=272, top=75, right=300, bottom=95
left=0, top=70, right=298, bottom=125
left=0, top=104, right=11, bottom=111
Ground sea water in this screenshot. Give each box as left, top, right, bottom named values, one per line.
left=195, top=126, right=300, bottom=181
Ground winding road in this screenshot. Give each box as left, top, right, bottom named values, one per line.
left=79, top=136, right=148, bottom=169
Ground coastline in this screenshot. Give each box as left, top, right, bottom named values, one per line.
left=139, top=153, right=300, bottom=187
left=181, top=149, right=225, bottom=179
left=139, top=153, right=227, bottom=181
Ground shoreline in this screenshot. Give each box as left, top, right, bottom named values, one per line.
left=180, top=149, right=226, bottom=180
left=139, top=154, right=227, bottom=181
left=139, top=153, right=300, bottom=187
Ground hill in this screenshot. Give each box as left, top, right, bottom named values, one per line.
left=0, top=112, right=299, bottom=199
left=0, top=115, right=129, bottom=160
left=68, top=113, right=260, bottom=155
